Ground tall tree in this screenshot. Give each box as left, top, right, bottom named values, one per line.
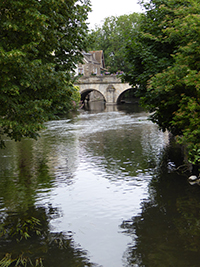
left=0, top=0, right=91, bottom=148
left=125, top=0, right=200, bottom=164
left=88, top=13, right=141, bottom=73
left=124, top=0, right=178, bottom=94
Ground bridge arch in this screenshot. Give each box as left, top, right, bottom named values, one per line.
left=116, top=87, right=138, bottom=104
left=75, top=76, right=134, bottom=105
left=80, top=88, right=106, bottom=103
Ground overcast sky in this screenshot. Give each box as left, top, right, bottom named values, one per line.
left=87, top=0, right=143, bottom=29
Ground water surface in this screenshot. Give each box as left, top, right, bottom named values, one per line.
left=0, top=103, right=200, bottom=267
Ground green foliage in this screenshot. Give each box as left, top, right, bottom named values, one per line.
left=1, top=216, right=41, bottom=242
left=70, top=85, right=81, bottom=110
left=0, top=207, right=92, bottom=267
left=173, top=96, right=200, bottom=164
left=0, top=216, right=43, bottom=267
left=0, top=0, right=91, bottom=148
left=0, top=252, right=43, bottom=267
left=125, top=0, right=177, bottom=93
left=125, top=0, right=200, bottom=164
left=88, top=13, right=141, bottom=73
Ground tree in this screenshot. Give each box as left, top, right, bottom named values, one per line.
left=124, top=0, right=179, bottom=95
left=0, top=0, right=91, bottom=148
left=124, top=0, right=200, bottom=164
left=88, top=13, right=141, bottom=73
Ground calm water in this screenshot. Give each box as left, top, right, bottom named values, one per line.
left=0, top=103, right=200, bottom=267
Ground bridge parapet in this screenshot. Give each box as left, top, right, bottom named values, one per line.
left=75, top=75, right=122, bottom=84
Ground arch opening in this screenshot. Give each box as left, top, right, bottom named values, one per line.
left=80, top=89, right=106, bottom=103
left=80, top=89, right=106, bottom=111
left=117, top=88, right=139, bottom=105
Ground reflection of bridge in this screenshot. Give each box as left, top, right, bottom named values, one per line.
left=75, top=76, right=135, bottom=105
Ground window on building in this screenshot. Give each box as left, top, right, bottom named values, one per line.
left=78, top=67, right=84, bottom=75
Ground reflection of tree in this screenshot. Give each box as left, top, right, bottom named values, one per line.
left=0, top=206, right=94, bottom=267
left=120, top=140, right=200, bottom=267
left=0, top=139, right=94, bottom=266
left=0, top=140, right=53, bottom=211
left=117, top=103, right=144, bottom=114
left=0, top=136, right=75, bottom=211
left=175, top=194, right=200, bottom=253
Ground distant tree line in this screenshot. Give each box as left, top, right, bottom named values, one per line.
left=88, top=13, right=141, bottom=74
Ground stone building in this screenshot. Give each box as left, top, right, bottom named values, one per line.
left=76, top=50, right=106, bottom=76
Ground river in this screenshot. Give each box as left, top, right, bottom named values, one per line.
left=0, top=102, right=200, bottom=267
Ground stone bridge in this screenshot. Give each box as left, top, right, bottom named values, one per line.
left=75, top=76, right=135, bottom=105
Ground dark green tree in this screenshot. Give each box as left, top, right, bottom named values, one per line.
left=88, top=13, right=141, bottom=73
left=0, top=0, right=91, bottom=148
left=124, top=0, right=200, bottom=164
left=124, top=0, right=179, bottom=95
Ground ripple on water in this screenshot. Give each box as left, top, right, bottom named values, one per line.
left=0, top=106, right=171, bottom=267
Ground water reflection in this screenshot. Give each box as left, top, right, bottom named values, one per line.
left=83, top=100, right=106, bottom=112
left=0, top=206, right=94, bottom=267
left=0, top=138, right=59, bottom=212
left=0, top=103, right=198, bottom=266
left=0, top=137, right=93, bottom=266
left=121, top=139, right=200, bottom=267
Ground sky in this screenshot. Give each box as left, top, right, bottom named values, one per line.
left=87, top=0, right=143, bottom=29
